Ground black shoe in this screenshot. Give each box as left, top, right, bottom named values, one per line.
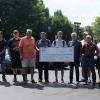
left=53, top=79, right=58, bottom=83
left=80, top=79, right=85, bottom=82
left=45, top=80, right=49, bottom=83
left=38, top=80, right=42, bottom=83
left=61, top=79, right=64, bottom=83
left=68, top=82, right=73, bottom=84
left=83, top=81, right=87, bottom=85
left=92, top=82, right=96, bottom=87
left=31, top=80, right=37, bottom=83
left=13, top=78, right=17, bottom=82
left=2, top=76, right=7, bottom=82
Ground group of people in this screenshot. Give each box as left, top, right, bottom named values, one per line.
left=0, top=29, right=100, bottom=87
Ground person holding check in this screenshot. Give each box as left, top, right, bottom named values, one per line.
left=52, top=31, right=67, bottom=83
left=36, top=32, right=51, bottom=83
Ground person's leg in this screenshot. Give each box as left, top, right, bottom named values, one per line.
left=44, top=62, right=49, bottom=82
left=60, top=62, right=64, bottom=82
left=90, top=58, right=96, bottom=86
left=11, top=59, right=18, bottom=82
left=69, top=62, right=74, bottom=83
left=21, top=59, right=28, bottom=83
left=12, top=68, right=17, bottom=82
left=61, top=69, right=64, bottom=83
left=55, top=68, right=58, bottom=82
left=96, top=58, right=100, bottom=83
left=83, top=58, right=89, bottom=84
left=21, top=68, right=27, bottom=82
left=38, top=62, right=43, bottom=82
left=98, top=70, right=100, bottom=81
left=30, top=67, right=35, bottom=82
left=1, top=60, right=7, bottom=82
left=53, top=63, right=58, bottom=82
left=75, top=63, right=79, bottom=83
left=17, top=58, right=24, bottom=81
left=88, top=67, right=91, bottom=82
left=30, top=58, right=36, bottom=83
left=81, top=57, right=85, bottom=81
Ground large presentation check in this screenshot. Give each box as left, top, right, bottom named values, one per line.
left=40, top=47, right=74, bottom=62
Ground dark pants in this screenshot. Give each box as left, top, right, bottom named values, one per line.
left=83, top=57, right=96, bottom=82
left=38, top=62, right=49, bottom=81
left=69, top=61, right=80, bottom=83
left=1, top=59, right=6, bottom=78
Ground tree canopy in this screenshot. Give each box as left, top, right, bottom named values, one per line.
left=0, top=0, right=50, bottom=39
left=51, top=10, right=73, bottom=41
left=92, top=16, right=100, bottom=41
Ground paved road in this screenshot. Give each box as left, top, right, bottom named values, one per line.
left=0, top=69, right=100, bottom=100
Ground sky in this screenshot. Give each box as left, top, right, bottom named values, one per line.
left=43, top=0, right=100, bottom=26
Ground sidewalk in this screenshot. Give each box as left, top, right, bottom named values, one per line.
left=0, top=69, right=100, bottom=100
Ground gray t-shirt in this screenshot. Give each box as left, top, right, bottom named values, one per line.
left=52, top=39, right=67, bottom=47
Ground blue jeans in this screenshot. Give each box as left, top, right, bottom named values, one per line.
left=83, top=57, right=96, bottom=82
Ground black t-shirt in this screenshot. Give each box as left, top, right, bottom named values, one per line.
left=0, top=39, right=7, bottom=58
left=8, top=38, right=21, bottom=59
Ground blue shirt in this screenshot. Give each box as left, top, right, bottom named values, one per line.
left=36, top=39, right=51, bottom=49
left=68, top=39, right=82, bottom=61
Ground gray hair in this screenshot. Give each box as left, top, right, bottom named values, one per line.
left=26, top=29, right=32, bottom=33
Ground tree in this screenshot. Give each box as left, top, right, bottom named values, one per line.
left=92, top=16, right=100, bottom=41
left=0, top=0, right=50, bottom=40
left=84, top=25, right=93, bottom=37
left=51, top=10, right=73, bottom=41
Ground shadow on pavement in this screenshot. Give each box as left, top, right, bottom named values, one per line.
left=0, top=81, right=11, bottom=87
left=13, top=82, right=44, bottom=90
left=38, top=82, right=100, bottom=89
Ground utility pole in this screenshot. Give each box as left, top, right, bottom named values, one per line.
left=74, top=22, right=81, bottom=38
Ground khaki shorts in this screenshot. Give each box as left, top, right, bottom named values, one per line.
left=21, top=58, right=36, bottom=68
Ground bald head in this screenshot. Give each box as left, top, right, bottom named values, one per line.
left=71, top=32, right=77, bottom=40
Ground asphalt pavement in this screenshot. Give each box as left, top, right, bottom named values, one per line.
left=0, top=68, right=100, bottom=100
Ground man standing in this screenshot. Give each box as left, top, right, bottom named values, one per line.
left=0, top=31, right=7, bottom=82
left=81, top=32, right=89, bottom=82
left=68, top=32, right=82, bottom=84
left=52, top=31, right=67, bottom=83
left=19, top=29, right=36, bottom=83
left=82, top=35, right=99, bottom=86
left=96, top=42, right=100, bottom=84
left=36, top=32, right=51, bottom=83
left=8, top=30, right=22, bottom=82
left=96, top=42, right=100, bottom=86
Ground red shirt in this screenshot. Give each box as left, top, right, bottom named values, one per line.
left=82, top=43, right=99, bottom=57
